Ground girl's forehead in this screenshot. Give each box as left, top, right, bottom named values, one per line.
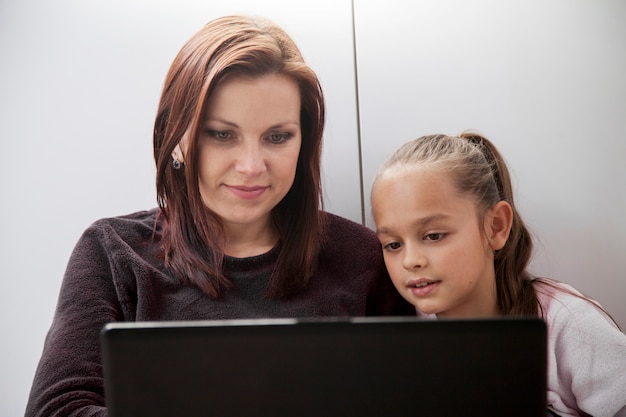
left=375, top=166, right=442, bottom=199
left=374, top=164, right=477, bottom=214
left=379, top=163, right=447, bottom=184
left=372, top=168, right=481, bottom=234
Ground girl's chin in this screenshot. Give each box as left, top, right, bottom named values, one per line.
left=414, top=303, right=444, bottom=317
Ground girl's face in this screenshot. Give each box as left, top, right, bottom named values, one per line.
left=183, top=73, right=302, bottom=239
left=372, top=165, right=502, bottom=318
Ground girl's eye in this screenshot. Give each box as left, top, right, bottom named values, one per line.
left=383, top=241, right=402, bottom=251
left=267, top=132, right=291, bottom=144
left=424, top=233, right=445, bottom=242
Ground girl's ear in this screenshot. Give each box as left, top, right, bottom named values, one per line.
left=487, top=201, right=513, bottom=251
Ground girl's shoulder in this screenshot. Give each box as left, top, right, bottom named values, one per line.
left=532, top=278, right=584, bottom=303
left=533, top=278, right=598, bottom=314
left=532, top=278, right=622, bottom=335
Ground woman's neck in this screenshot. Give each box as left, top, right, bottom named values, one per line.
left=223, top=220, right=278, bottom=258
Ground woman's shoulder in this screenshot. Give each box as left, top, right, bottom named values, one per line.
left=321, top=211, right=377, bottom=239
left=89, top=208, right=159, bottom=229
left=82, top=208, right=161, bottom=246
left=319, top=211, right=381, bottom=257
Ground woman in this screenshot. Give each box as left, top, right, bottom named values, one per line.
left=25, top=15, right=412, bottom=417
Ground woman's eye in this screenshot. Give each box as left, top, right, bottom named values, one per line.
left=214, top=131, right=231, bottom=140
left=267, top=132, right=291, bottom=143
left=206, top=130, right=232, bottom=141
left=424, top=233, right=445, bottom=241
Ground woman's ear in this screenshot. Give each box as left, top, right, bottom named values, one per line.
left=487, top=201, right=513, bottom=251
left=172, top=140, right=187, bottom=164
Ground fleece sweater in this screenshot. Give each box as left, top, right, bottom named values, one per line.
left=25, top=208, right=413, bottom=417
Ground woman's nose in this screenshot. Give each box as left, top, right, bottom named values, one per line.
left=235, top=141, right=266, bottom=176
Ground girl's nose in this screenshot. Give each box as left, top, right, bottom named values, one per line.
left=402, top=243, right=426, bottom=270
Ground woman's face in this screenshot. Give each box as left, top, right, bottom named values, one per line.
left=372, top=165, right=499, bottom=318
left=191, top=73, right=302, bottom=235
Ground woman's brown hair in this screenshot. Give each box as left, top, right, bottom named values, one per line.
left=153, top=15, right=325, bottom=299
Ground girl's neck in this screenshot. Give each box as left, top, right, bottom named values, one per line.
left=435, top=298, right=501, bottom=319
left=436, top=279, right=501, bottom=319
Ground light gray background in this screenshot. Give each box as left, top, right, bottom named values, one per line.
left=1, top=1, right=624, bottom=415
left=355, top=0, right=625, bottom=334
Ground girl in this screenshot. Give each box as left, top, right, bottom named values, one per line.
left=371, top=132, right=626, bottom=417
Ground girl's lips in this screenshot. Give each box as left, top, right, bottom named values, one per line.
left=226, top=185, right=268, bottom=200
left=407, top=279, right=441, bottom=297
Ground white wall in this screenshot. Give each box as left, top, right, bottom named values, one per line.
left=355, top=0, right=626, bottom=328
left=0, top=1, right=360, bottom=415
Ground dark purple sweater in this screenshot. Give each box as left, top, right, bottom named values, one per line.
left=25, top=208, right=413, bottom=417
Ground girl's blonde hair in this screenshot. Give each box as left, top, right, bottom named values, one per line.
left=373, top=132, right=537, bottom=316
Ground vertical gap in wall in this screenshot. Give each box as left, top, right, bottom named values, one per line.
left=351, top=0, right=366, bottom=225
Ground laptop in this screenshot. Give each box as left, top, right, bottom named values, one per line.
left=101, top=317, right=547, bottom=417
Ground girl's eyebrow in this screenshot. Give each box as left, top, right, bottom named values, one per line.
left=376, top=214, right=450, bottom=235
left=417, top=214, right=450, bottom=226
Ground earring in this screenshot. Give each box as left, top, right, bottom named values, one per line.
left=172, top=158, right=181, bottom=170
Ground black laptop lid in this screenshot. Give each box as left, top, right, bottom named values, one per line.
left=101, top=317, right=547, bottom=417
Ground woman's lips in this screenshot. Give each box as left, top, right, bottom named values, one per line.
left=407, top=278, right=441, bottom=297
left=226, top=185, right=268, bottom=200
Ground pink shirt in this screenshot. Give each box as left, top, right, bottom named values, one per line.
left=416, top=280, right=626, bottom=416
left=534, top=280, right=626, bottom=417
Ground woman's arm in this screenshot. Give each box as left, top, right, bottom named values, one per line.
left=25, top=222, right=127, bottom=417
